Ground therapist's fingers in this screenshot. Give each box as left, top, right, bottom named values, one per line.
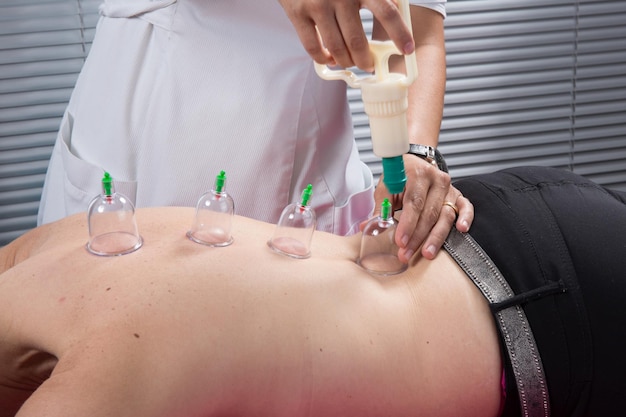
left=330, top=3, right=373, bottom=69
left=278, top=0, right=364, bottom=68
left=278, top=0, right=336, bottom=65
left=371, top=176, right=401, bottom=215
left=365, top=0, right=415, bottom=54
left=454, top=194, right=474, bottom=233
left=417, top=191, right=474, bottom=260
left=278, top=0, right=413, bottom=72
left=395, top=160, right=450, bottom=263
left=362, top=175, right=401, bottom=231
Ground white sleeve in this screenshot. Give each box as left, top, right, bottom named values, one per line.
left=409, top=0, right=446, bottom=18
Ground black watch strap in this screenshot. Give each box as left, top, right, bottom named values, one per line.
left=406, top=144, right=448, bottom=173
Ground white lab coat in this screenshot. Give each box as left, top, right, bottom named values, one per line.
left=38, top=0, right=445, bottom=235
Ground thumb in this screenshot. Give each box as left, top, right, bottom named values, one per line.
left=359, top=177, right=398, bottom=232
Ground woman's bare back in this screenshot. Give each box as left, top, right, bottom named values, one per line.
left=0, top=207, right=502, bottom=417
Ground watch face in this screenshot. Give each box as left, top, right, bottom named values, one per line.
left=407, top=145, right=448, bottom=173
left=408, top=144, right=435, bottom=161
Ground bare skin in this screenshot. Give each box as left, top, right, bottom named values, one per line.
left=0, top=207, right=501, bottom=417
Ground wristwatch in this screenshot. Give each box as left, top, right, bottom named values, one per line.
left=406, top=144, right=449, bottom=173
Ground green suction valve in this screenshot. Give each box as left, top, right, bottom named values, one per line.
left=381, top=198, right=392, bottom=221
left=301, top=184, right=313, bottom=207
left=102, top=171, right=113, bottom=196
left=214, top=170, right=226, bottom=193
left=381, top=156, right=407, bottom=195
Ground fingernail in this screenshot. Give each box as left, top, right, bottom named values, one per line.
left=401, top=234, right=409, bottom=247
left=404, top=248, right=415, bottom=260
left=424, top=245, right=436, bottom=259
left=404, top=42, right=415, bottom=54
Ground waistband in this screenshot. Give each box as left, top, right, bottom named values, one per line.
left=444, top=228, right=551, bottom=417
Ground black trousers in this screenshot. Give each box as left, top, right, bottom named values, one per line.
left=454, top=166, right=626, bottom=417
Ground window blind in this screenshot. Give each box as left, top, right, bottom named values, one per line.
left=571, top=1, right=626, bottom=187
left=0, top=0, right=99, bottom=245
left=1, top=0, right=625, bottom=246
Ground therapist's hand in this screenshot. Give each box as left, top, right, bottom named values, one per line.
left=370, top=155, right=474, bottom=263
left=277, top=0, right=415, bottom=71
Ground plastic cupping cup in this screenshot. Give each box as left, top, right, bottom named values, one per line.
left=86, top=172, right=143, bottom=256
left=357, top=198, right=407, bottom=275
left=187, top=170, right=235, bottom=247
left=268, top=184, right=316, bottom=259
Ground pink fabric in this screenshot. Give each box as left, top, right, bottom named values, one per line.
left=498, top=367, right=507, bottom=416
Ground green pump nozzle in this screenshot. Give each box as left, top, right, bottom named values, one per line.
left=300, top=184, right=313, bottom=207
left=381, top=156, right=407, bottom=195
left=381, top=198, right=392, bottom=221
left=102, top=171, right=113, bottom=196
left=214, top=170, right=226, bottom=193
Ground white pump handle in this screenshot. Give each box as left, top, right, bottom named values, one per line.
left=314, top=0, right=417, bottom=89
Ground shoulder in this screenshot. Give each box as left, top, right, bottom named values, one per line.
left=1, top=213, right=87, bottom=273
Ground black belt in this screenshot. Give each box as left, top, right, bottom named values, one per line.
left=444, top=228, right=551, bottom=417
